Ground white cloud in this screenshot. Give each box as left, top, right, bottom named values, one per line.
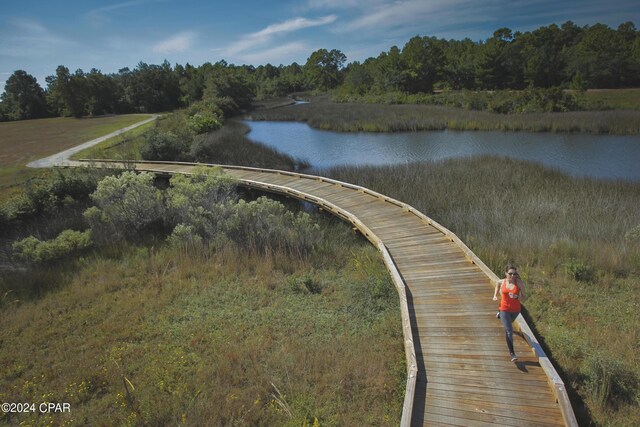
left=253, top=15, right=337, bottom=38
left=341, top=0, right=491, bottom=33
left=0, top=19, right=76, bottom=58
left=222, top=15, right=337, bottom=57
left=86, top=0, right=169, bottom=26
left=11, top=19, right=49, bottom=34
left=153, top=32, right=195, bottom=54
left=306, top=0, right=365, bottom=9
left=240, top=42, right=311, bottom=64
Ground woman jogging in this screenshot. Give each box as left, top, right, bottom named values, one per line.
left=493, top=265, right=526, bottom=362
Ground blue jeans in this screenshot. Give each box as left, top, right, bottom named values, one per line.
left=499, top=311, right=520, bottom=354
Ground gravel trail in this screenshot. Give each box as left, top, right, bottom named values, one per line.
left=27, top=115, right=158, bottom=168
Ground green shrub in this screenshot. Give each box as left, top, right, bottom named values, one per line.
left=581, top=352, right=639, bottom=409
left=86, top=171, right=166, bottom=240
left=0, top=170, right=103, bottom=224
left=185, top=100, right=223, bottom=134
left=12, top=229, right=92, bottom=264
left=287, top=272, right=323, bottom=295
left=166, top=167, right=237, bottom=238
left=564, top=260, right=595, bottom=283
left=140, top=129, right=191, bottom=161
left=188, top=113, right=221, bottom=134
left=222, top=197, right=321, bottom=256
left=166, top=224, right=203, bottom=252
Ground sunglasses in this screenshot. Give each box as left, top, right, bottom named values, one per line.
left=508, top=272, right=518, bottom=276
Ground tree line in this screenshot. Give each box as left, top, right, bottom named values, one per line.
left=1, top=21, right=639, bottom=121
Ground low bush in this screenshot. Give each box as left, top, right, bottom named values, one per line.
left=85, top=171, right=166, bottom=241
left=564, top=260, right=596, bottom=283
left=140, top=128, right=191, bottom=161
left=185, top=100, right=223, bottom=134
left=222, top=197, right=322, bottom=257
left=0, top=169, right=104, bottom=226
left=12, top=229, right=92, bottom=264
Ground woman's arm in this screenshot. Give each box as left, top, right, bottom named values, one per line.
left=518, top=278, right=527, bottom=301
left=493, top=280, right=500, bottom=300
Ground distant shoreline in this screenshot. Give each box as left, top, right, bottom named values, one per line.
left=247, top=95, right=640, bottom=135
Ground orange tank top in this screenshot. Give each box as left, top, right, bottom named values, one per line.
left=499, top=279, right=521, bottom=312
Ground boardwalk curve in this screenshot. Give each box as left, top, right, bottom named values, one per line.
left=72, top=159, right=578, bottom=427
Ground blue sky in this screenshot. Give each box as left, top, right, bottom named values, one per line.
left=1, top=0, right=638, bottom=89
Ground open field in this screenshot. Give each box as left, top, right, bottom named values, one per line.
left=580, top=88, right=640, bottom=110
left=0, top=115, right=151, bottom=198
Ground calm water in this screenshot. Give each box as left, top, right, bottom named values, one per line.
left=245, top=121, right=640, bottom=182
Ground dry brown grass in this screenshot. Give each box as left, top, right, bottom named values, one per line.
left=0, top=115, right=151, bottom=198
left=0, top=232, right=404, bottom=426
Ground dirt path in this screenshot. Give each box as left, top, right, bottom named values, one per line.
left=27, top=115, right=158, bottom=168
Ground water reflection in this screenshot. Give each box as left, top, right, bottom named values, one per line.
left=245, top=121, right=640, bottom=182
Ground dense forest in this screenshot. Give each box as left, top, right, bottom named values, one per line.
left=1, top=21, right=639, bottom=121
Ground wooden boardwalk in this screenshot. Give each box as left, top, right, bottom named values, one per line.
left=78, top=160, right=578, bottom=427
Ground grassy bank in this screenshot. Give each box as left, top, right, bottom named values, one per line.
left=325, top=157, right=640, bottom=426
left=248, top=96, right=640, bottom=134
left=70, top=120, right=156, bottom=162
left=334, top=88, right=640, bottom=113
left=580, top=88, right=640, bottom=111
left=77, top=118, right=309, bottom=171
left=0, top=114, right=152, bottom=199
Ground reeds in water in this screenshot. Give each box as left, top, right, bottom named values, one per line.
left=249, top=97, right=640, bottom=134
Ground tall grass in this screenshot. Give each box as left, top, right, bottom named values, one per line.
left=248, top=96, right=640, bottom=134
left=71, top=120, right=156, bottom=161
left=325, top=157, right=640, bottom=426
left=189, top=120, right=309, bottom=170
left=0, top=180, right=404, bottom=425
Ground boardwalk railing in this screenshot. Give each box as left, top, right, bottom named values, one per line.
left=71, top=159, right=578, bottom=426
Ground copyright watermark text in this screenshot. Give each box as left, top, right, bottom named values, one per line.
left=2, top=402, right=71, bottom=414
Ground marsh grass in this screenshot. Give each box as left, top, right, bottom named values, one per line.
left=189, top=120, right=309, bottom=170
left=248, top=96, right=640, bottom=134
left=325, top=157, right=640, bottom=426
left=0, top=200, right=404, bottom=426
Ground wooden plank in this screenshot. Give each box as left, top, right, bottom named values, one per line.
left=421, top=381, right=556, bottom=404
left=369, top=221, right=442, bottom=235
left=425, top=372, right=555, bottom=393
left=417, top=387, right=561, bottom=410
left=422, top=364, right=549, bottom=384
left=424, top=398, right=564, bottom=426
left=422, top=403, right=563, bottom=427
